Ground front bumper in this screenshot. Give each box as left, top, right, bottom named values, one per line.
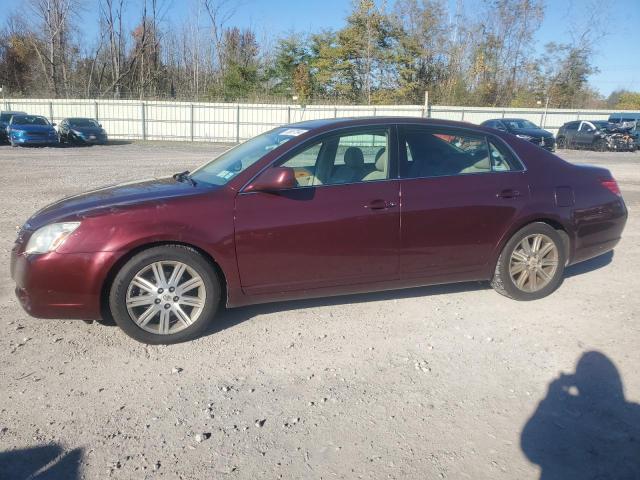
left=72, top=133, right=108, bottom=144
left=11, top=135, right=59, bottom=145
left=10, top=243, right=119, bottom=320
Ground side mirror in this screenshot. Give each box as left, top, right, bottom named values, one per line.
left=99, top=123, right=102, bottom=127
left=245, top=166, right=297, bottom=193
left=52, top=123, right=57, bottom=126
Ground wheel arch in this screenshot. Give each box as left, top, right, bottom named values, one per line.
left=99, top=240, right=228, bottom=322
left=491, top=217, right=573, bottom=278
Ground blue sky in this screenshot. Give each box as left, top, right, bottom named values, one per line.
left=2, top=0, right=639, bottom=96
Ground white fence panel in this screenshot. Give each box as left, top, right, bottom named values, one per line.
left=1, top=98, right=630, bottom=142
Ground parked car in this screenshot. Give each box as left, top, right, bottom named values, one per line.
left=608, top=112, right=640, bottom=149
left=0, top=110, right=27, bottom=143
left=557, top=120, right=636, bottom=152
left=11, top=118, right=627, bottom=344
left=58, top=117, right=108, bottom=145
left=7, top=114, right=59, bottom=147
left=480, top=118, right=555, bottom=151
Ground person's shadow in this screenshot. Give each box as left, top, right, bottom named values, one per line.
left=0, top=444, right=82, bottom=480
left=521, top=351, right=640, bottom=479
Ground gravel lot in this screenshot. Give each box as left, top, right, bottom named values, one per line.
left=1, top=142, right=639, bottom=479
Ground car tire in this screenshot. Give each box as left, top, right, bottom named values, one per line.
left=109, top=245, right=221, bottom=344
left=490, top=223, right=566, bottom=301
left=556, top=137, right=566, bottom=149
left=595, top=138, right=608, bottom=152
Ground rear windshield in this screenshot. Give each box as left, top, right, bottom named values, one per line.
left=68, top=118, right=99, bottom=127
left=11, top=115, right=49, bottom=126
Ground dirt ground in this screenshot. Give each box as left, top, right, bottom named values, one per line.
left=0, top=142, right=639, bottom=479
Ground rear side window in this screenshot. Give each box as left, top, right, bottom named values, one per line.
left=400, top=127, right=522, bottom=179
left=564, top=122, right=579, bottom=131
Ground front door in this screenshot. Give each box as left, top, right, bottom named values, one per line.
left=234, top=127, right=400, bottom=295
left=398, top=125, right=530, bottom=279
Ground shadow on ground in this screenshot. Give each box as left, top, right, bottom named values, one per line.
left=521, top=351, right=640, bottom=479
left=0, top=444, right=82, bottom=480
left=96, top=251, right=615, bottom=336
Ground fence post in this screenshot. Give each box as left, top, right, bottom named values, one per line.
left=49, top=101, right=54, bottom=121
left=190, top=104, right=194, bottom=142
left=334, top=107, right=338, bottom=118
left=236, top=104, right=240, bottom=143
left=460, top=108, right=465, bottom=121
left=141, top=102, right=146, bottom=140
left=373, top=107, right=377, bottom=117
left=94, top=101, right=99, bottom=122
left=287, top=106, right=291, bottom=124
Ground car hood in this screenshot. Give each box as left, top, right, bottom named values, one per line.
left=11, top=125, right=55, bottom=132
left=25, top=177, right=214, bottom=230
left=510, top=127, right=553, bottom=138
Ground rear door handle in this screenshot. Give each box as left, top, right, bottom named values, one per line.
left=365, top=199, right=397, bottom=210
left=497, top=189, right=521, bottom=199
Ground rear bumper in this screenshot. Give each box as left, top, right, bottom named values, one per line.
left=10, top=246, right=119, bottom=320
left=570, top=198, right=628, bottom=265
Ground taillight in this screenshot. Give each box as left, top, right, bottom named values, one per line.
left=600, top=178, right=621, bottom=196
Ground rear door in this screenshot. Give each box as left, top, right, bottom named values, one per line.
left=234, top=126, right=401, bottom=295
left=398, top=125, right=529, bottom=279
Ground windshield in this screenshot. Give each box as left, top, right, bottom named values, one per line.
left=504, top=119, right=539, bottom=130
left=69, top=118, right=99, bottom=128
left=12, top=115, right=49, bottom=126
left=190, top=127, right=309, bottom=186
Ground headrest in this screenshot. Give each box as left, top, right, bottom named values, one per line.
left=344, top=147, right=364, bottom=169
left=374, top=147, right=387, bottom=171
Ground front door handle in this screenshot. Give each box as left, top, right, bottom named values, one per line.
left=497, top=189, right=521, bottom=199
left=365, top=199, right=397, bottom=210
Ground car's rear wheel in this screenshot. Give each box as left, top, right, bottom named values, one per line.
left=109, top=245, right=220, bottom=344
left=491, top=223, right=566, bottom=301
left=556, top=137, right=566, bottom=149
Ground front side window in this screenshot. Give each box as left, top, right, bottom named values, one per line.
left=278, top=129, right=390, bottom=187
left=401, top=127, right=521, bottom=179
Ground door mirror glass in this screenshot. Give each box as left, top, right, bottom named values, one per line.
left=245, top=166, right=297, bottom=192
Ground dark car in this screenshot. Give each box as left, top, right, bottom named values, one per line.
left=0, top=110, right=27, bottom=142
left=11, top=117, right=627, bottom=344
left=58, top=117, right=108, bottom=145
left=481, top=118, right=555, bottom=151
left=557, top=120, right=637, bottom=152
left=7, top=114, right=59, bottom=147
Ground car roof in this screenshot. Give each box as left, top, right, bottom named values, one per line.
left=285, top=116, right=482, bottom=131
left=1, top=110, right=27, bottom=114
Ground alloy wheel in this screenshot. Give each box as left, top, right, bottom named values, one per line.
left=508, top=234, right=559, bottom=293
left=125, top=261, right=206, bottom=335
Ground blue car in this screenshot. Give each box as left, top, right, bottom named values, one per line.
left=0, top=111, right=27, bottom=143
left=8, top=115, right=59, bottom=147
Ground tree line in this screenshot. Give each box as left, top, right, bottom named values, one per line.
left=1, top=0, right=638, bottom=109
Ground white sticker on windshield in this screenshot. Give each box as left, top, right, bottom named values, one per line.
left=280, top=128, right=308, bottom=137
left=216, top=170, right=235, bottom=179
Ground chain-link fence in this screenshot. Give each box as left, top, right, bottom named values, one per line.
left=1, top=98, right=616, bottom=142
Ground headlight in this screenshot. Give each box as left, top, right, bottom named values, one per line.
left=25, top=222, right=80, bottom=254
left=72, top=129, right=83, bottom=136
left=516, top=134, right=533, bottom=140
left=14, top=130, right=26, bottom=137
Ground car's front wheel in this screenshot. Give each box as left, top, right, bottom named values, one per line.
left=109, top=245, right=220, bottom=344
left=491, top=223, right=566, bottom=301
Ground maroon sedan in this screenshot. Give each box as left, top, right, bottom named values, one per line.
left=10, top=118, right=627, bottom=343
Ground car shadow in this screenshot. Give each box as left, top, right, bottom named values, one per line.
left=564, top=250, right=613, bottom=278
left=0, top=444, right=83, bottom=480
left=208, top=280, right=489, bottom=336
left=96, top=252, right=616, bottom=335
left=521, top=351, right=640, bottom=479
